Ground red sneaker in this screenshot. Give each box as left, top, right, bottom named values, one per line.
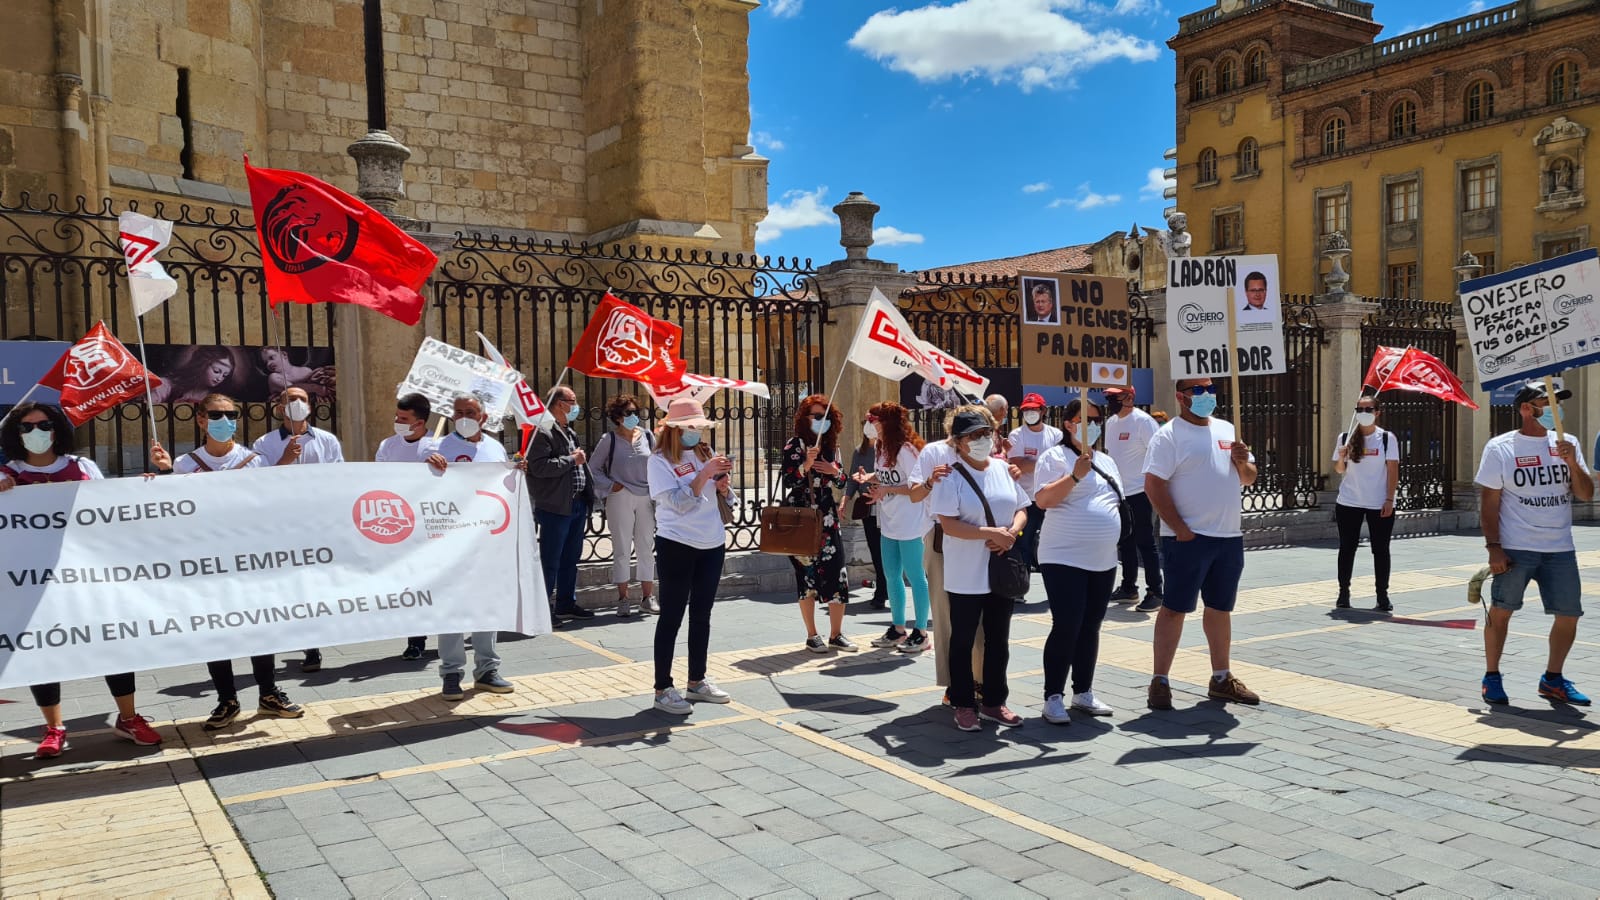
left=36, top=726, right=67, bottom=759
left=979, top=705, right=1024, bottom=727
left=114, top=715, right=163, bottom=746
left=953, top=707, right=980, bottom=732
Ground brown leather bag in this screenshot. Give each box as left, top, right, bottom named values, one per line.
left=759, top=443, right=826, bottom=556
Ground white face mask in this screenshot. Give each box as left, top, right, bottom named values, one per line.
left=1022, top=411, right=1042, bottom=426
left=967, top=436, right=995, bottom=458
left=21, top=429, right=53, bottom=455
left=394, top=422, right=416, bottom=437
left=454, top=416, right=482, bottom=439
left=862, top=422, right=878, bottom=441
left=1354, top=411, right=1376, bottom=428
left=284, top=399, right=311, bottom=422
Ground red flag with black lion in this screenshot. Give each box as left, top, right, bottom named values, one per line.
left=245, top=158, right=438, bottom=326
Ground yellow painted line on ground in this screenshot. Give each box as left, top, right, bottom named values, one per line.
left=549, top=627, right=636, bottom=664
left=725, top=700, right=1238, bottom=900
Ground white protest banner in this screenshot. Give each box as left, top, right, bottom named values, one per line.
left=475, top=330, right=549, bottom=426
left=1166, top=255, right=1286, bottom=378
left=1460, top=248, right=1600, bottom=390
left=647, top=372, right=771, bottom=409
left=845, top=289, right=951, bottom=388
left=118, top=211, right=179, bottom=316
left=0, top=464, right=548, bottom=689
left=399, top=337, right=519, bottom=432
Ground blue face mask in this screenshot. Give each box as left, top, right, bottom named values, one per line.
left=1085, top=422, right=1102, bottom=447
left=1538, top=407, right=1557, bottom=430
left=567, top=405, right=582, bottom=424
left=680, top=429, right=701, bottom=448
left=207, top=417, right=238, bottom=442
left=810, top=417, right=832, bottom=435
left=1188, top=393, right=1218, bottom=418
left=621, top=414, right=640, bottom=430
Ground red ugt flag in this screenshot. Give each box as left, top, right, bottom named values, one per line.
left=36, top=322, right=164, bottom=425
left=245, top=158, right=438, bottom=326
left=566, top=292, right=687, bottom=388
left=1367, top=346, right=1480, bottom=410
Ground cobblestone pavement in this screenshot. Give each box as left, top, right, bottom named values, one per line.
left=9, top=529, right=1600, bottom=897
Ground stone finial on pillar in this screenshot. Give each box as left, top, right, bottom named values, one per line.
left=1321, top=231, right=1351, bottom=295
left=1453, top=251, right=1483, bottom=285
left=347, top=130, right=412, bottom=217
left=833, top=191, right=880, bottom=261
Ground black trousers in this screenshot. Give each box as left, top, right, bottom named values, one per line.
left=654, top=537, right=726, bottom=690
left=1117, top=492, right=1163, bottom=592
left=1336, top=502, right=1395, bottom=596
left=1040, top=565, right=1115, bottom=698
left=947, top=591, right=1013, bottom=708
left=208, top=656, right=278, bottom=703
left=861, top=512, right=889, bottom=603
left=30, top=673, right=136, bottom=708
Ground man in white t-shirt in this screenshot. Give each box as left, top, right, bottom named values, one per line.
left=1476, top=378, right=1594, bottom=707
left=1104, top=385, right=1164, bottom=610
left=1008, top=393, right=1063, bottom=575
left=375, top=392, right=447, bottom=660
left=252, top=385, right=344, bottom=674
left=1143, top=377, right=1259, bottom=711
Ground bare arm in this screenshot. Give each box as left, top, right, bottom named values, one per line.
left=1480, top=486, right=1510, bottom=574
left=1144, top=473, right=1194, bottom=541
left=1383, top=460, right=1400, bottom=516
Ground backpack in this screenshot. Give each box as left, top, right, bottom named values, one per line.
left=602, top=429, right=654, bottom=480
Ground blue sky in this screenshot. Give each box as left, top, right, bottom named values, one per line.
left=747, top=0, right=1495, bottom=271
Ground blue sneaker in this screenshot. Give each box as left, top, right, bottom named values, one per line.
left=1482, top=673, right=1509, bottom=705
left=1538, top=676, right=1591, bottom=706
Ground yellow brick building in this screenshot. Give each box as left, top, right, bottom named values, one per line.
left=0, top=0, right=767, bottom=250
left=1170, top=0, right=1599, bottom=300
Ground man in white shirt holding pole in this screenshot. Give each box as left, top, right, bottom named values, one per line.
left=1103, top=385, right=1164, bottom=611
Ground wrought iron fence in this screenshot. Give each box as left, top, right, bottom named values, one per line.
left=1224, top=294, right=1328, bottom=512
left=431, top=234, right=821, bottom=560
left=0, top=193, right=336, bottom=476
left=1360, top=296, right=1460, bottom=510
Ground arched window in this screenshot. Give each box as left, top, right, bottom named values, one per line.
left=1549, top=60, right=1580, bottom=104
left=1198, top=148, right=1218, bottom=183
left=1237, top=138, right=1259, bottom=175
left=1190, top=66, right=1210, bottom=102
left=1465, top=80, right=1495, bottom=123
left=1245, top=49, right=1267, bottom=85
left=1389, top=98, right=1417, bottom=138
left=1218, top=58, right=1237, bottom=93
left=1322, top=116, right=1347, bottom=155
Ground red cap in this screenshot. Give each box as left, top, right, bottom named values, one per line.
left=1019, top=393, right=1047, bottom=410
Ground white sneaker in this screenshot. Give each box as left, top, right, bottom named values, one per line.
left=1042, top=694, right=1071, bottom=725
left=1071, top=691, right=1114, bottom=716
left=641, top=596, right=660, bottom=615
left=618, top=600, right=637, bottom=618
left=686, top=679, right=731, bottom=704
left=653, top=687, right=692, bottom=715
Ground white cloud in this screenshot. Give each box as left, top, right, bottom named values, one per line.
left=770, top=0, right=803, bottom=18
left=751, top=131, right=786, bottom=153
left=873, top=226, right=925, bottom=246
left=1050, top=182, right=1122, bottom=210
left=1465, top=0, right=1487, bottom=12
left=849, top=0, right=1159, bottom=92
left=758, top=186, right=834, bottom=243
left=1111, top=0, right=1163, bottom=14
left=1022, top=181, right=1051, bottom=194
left=1140, top=166, right=1175, bottom=199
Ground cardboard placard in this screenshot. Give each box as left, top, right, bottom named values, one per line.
left=1019, top=272, right=1131, bottom=388
left=1459, top=248, right=1600, bottom=391
left=1166, top=254, right=1286, bottom=378
left=398, top=337, right=519, bottom=431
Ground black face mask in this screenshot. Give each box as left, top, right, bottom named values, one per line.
left=1105, top=397, right=1125, bottom=415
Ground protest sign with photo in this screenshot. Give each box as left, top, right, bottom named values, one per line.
left=1166, top=254, right=1286, bottom=378
left=0, top=463, right=547, bottom=689
left=144, top=344, right=336, bottom=406
left=1459, top=248, right=1600, bottom=391
left=399, top=337, right=520, bottom=430
left=1019, top=272, right=1131, bottom=390
left=901, top=367, right=1019, bottom=412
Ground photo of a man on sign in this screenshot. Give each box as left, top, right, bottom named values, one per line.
left=1241, top=271, right=1275, bottom=316
left=1023, top=277, right=1061, bottom=325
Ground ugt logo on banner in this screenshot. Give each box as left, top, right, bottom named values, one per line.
left=354, top=491, right=416, bottom=544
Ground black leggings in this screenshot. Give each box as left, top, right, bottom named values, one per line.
left=1040, top=565, right=1115, bottom=698
left=947, top=591, right=1013, bottom=708
left=30, top=673, right=136, bottom=708
left=207, top=656, right=278, bottom=703
left=1336, top=502, right=1395, bottom=596
left=654, top=537, right=726, bottom=690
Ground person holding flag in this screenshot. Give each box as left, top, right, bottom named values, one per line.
left=780, top=396, right=855, bottom=653
left=1331, top=393, right=1400, bottom=611
left=1475, top=378, right=1594, bottom=706
left=0, top=403, right=165, bottom=758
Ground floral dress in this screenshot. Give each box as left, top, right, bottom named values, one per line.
left=780, top=436, right=848, bottom=605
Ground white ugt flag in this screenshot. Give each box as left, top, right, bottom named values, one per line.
left=847, top=289, right=951, bottom=388
left=117, top=212, right=178, bottom=316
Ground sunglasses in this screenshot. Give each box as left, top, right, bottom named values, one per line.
left=205, top=410, right=242, bottom=421
left=963, top=428, right=995, bottom=440
left=18, top=420, right=55, bottom=434
left=1354, top=406, right=1377, bottom=413
left=1186, top=385, right=1219, bottom=396
left=621, top=409, right=640, bottom=417
left=809, top=413, right=828, bottom=420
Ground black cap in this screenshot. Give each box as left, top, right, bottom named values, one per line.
left=1513, top=377, right=1571, bottom=407
left=950, top=410, right=991, bottom=437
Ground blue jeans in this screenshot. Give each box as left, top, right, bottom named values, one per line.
left=536, top=499, right=589, bottom=610
left=882, top=536, right=931, bottom=630
left=1160, top=534, right=1245, bottom=614
left=1493, top=549, right=1583, bottom=617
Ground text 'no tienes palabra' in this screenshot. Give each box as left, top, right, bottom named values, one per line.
left=0, top=591, right=435, bottom=653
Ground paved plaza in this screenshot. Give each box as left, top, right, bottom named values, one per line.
left=10, top=528, right=1600, bottom=898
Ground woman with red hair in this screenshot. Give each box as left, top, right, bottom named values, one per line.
left=779, top=395, right=855, bottom=652
left=857, top=402, right=940, bottom=652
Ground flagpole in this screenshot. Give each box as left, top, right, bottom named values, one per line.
left=1545, top=374, right=1565, bottom=449
left=0, top=384, right=43, bottom=431
left=131, top=311, right=161, bottom=444
left=816, top=356, right=852, bottom=449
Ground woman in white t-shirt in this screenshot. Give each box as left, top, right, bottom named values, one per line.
left=159, top=393, right=305, bottom=730
left=856, top=402, right=941, bottom=654
left=928, top=408, right=1030, bottom=732
left=1033, top=399, right=1123, bottom=725
left=646, top=398, right=735, bottom=715
left=1331, top=393, right=1400, bottom=611
left=0, top=402, right=165, bottom=759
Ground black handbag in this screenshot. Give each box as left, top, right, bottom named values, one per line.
left=952, top=464, right=1030, bottom=601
